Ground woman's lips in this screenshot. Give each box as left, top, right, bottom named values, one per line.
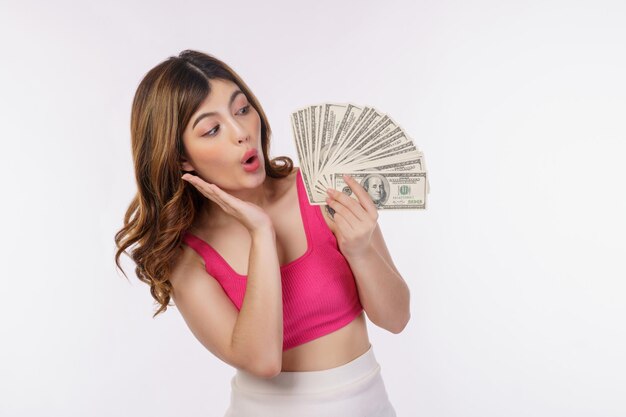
left=242, top=149, right=261, bottom=172
left=241, top=148, right=258, bottom=163
left=242, top=157, right=260, bottom=172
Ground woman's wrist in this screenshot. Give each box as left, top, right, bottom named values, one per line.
left=250, top=224, right=276, bottom=241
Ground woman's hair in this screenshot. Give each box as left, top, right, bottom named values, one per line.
left=114, top=50, right=293, bottom=318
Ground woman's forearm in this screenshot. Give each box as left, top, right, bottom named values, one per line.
left=230, top=226, right=283, bottom=376
left=345, top=245, right=410, bottom=333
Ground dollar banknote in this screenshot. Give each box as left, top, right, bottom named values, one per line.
left=290, top=102, right=430, bottom=209
left=332, top=171, right=427, bottom=210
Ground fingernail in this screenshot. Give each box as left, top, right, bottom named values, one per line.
left=326, top=188, right=334, bottom=195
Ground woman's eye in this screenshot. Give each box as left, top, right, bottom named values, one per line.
left=203, top=126, right=219, bottom=137
left=202, top=106, right=249, bottom=137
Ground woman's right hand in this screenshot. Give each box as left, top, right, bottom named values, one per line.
left=182, top=174, right=274, bottom=235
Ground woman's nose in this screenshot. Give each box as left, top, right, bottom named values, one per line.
left=230, top=120, right=249, bottom=143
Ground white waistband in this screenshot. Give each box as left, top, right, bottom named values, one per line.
left=233, top=344, right=379, bottom=395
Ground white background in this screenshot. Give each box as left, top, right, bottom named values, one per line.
left=1, top=0, right=625, bottom=416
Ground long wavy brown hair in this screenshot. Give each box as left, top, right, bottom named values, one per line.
left=114, top=50, right=293, bottom=318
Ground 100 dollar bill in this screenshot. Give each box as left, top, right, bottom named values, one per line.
left=332, top=171, right=427, bottom=210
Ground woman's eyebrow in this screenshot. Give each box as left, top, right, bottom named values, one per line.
left=192, top=89, right=244, bottom=129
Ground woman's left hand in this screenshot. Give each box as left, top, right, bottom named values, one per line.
left=325, top=174, right=379, bottom=259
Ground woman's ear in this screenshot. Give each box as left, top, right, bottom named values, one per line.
left=179, top=155, right=195, bottom=172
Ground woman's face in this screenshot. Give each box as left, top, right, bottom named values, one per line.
left=180, top=78, right=264, bottom=191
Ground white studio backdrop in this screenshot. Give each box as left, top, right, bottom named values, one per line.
left=1, top=0, right=625, bottom=416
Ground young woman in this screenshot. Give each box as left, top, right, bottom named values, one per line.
left=114, top=49, right=410, bottom=416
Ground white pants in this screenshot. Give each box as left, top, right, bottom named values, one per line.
left=223, top=344, right=397, bottom=417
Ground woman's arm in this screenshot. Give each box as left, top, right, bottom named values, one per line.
left=181, top=174, right=284, bottom=376
left=325, top=175, right=411, bottom=334
left=342, top=224, right=411, bottom=333
left=230, top=226, right=284, bottom=375
left=169, top=234, right=282, bottom=379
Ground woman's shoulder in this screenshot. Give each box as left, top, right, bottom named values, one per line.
left=287, top=165, right=301, bottom=182
left=268, top=165, right=300, bottom=199
left=282, top=166, right=337, bottom=234
left=286, top=166, right=304, bottom=199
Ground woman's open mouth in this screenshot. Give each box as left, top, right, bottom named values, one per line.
left=241, top=150, right=260, bottom=172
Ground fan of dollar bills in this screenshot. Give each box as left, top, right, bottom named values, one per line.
left=290, top=103, right=429, bottom=210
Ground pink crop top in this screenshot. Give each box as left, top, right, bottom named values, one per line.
left=182, top=169, right=364, bottom=351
